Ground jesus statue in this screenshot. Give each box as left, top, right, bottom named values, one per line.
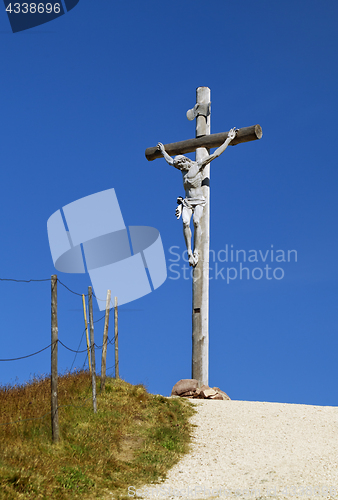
left=157, top=127, right=237, bottom=267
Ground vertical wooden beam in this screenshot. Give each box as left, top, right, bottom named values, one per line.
left=192, top=86, right=210, bottom=387
left=114, top=296, right=119, bottom=379
left=88, top=286, right=97, bottom=413
left=82, top=294, right=91, bottom=373
left=51, top=274, right=59, bottom=442
left=101, top=290, right=111, bottom=392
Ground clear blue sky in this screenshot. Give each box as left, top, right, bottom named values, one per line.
left=1, top=1, right=337, bottom=406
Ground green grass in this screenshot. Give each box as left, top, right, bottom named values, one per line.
left=0, top=371, right=196, bottom=500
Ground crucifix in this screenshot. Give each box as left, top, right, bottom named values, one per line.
left=145, top=87, right=262, bottom=387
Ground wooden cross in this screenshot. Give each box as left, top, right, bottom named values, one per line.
left=145, top=87, right=262, bottom=387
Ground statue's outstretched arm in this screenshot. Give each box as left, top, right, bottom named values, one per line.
left=198, top=127, right=237, bottom=171
left=157, top=142, right=174, bottom=166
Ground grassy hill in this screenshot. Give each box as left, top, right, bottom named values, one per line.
left=0, top=371, right=196, bottom=500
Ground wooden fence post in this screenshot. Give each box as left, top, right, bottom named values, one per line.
left=82, top=294, right=91, bottom=373
left=51, top=275, right=59, bottom=442
left=114, top=296, right=119, bottom=379
left=88, top=286, right=97, bottom=413
left=101, top=290, right=111, bottom=392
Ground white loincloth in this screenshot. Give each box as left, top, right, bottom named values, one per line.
left=176, top=196, right=206, bottom=219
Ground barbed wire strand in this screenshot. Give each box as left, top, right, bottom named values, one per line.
left=0, top=278, right=51, bottom=283
left=93, top=335, right=115, bottom=350
left=0, top=343, right=54, bottom=362
left=94, top=313, right=107, bottom=324
left=0, top=276, right=88, bottom=299
left=57, top=279, right=88, bottom=297
left=58, top=339, right=88, bottom=354
left=70, top=328, right=86, bottom=372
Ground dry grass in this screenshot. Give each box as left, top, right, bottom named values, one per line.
left=0, top=371, right=196, bottom=500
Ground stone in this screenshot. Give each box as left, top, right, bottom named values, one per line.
left=199, top=384, right=210, bottom=392
left=171, top=379, right=199, bottom=396
left=209, top=394, right=223, bottom=400
left=213, top=387, right=231, bottom=400
left=180, top=391, right=195, bottom=397
left=171, top=380, right=231, bottom=401
left=201, top=388, right=217, bottom=398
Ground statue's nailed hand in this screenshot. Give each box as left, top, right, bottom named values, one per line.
left=228, top=128, right=237, bottom=141
left=157, top=142, right=165, bottom=154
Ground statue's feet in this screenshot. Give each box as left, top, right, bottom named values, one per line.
left=188, top=252, right=195, bottom=267
left=188, top=251, right=199, bottom=267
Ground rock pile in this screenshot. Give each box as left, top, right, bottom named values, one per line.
left=171, top=379, right=230, bottom=400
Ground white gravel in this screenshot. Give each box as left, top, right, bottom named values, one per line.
left=134, top=399, right=338, bottom=500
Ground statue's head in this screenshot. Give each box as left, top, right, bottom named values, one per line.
left=173, top=155, right=192, bottom=170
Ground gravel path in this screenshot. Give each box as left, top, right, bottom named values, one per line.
left=135, top=400, right=338, bottom=500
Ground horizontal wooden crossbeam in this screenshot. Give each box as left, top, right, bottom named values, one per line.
left=145, top=124, right=262, bottom=161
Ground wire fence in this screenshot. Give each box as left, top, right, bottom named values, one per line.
left=0, top=276, right=116, bottom=361
left=0, top=276, right=111, bottom=302
left=0, top=275, right=118, bottom=433
left=0, top=336, right=116, bottom=362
